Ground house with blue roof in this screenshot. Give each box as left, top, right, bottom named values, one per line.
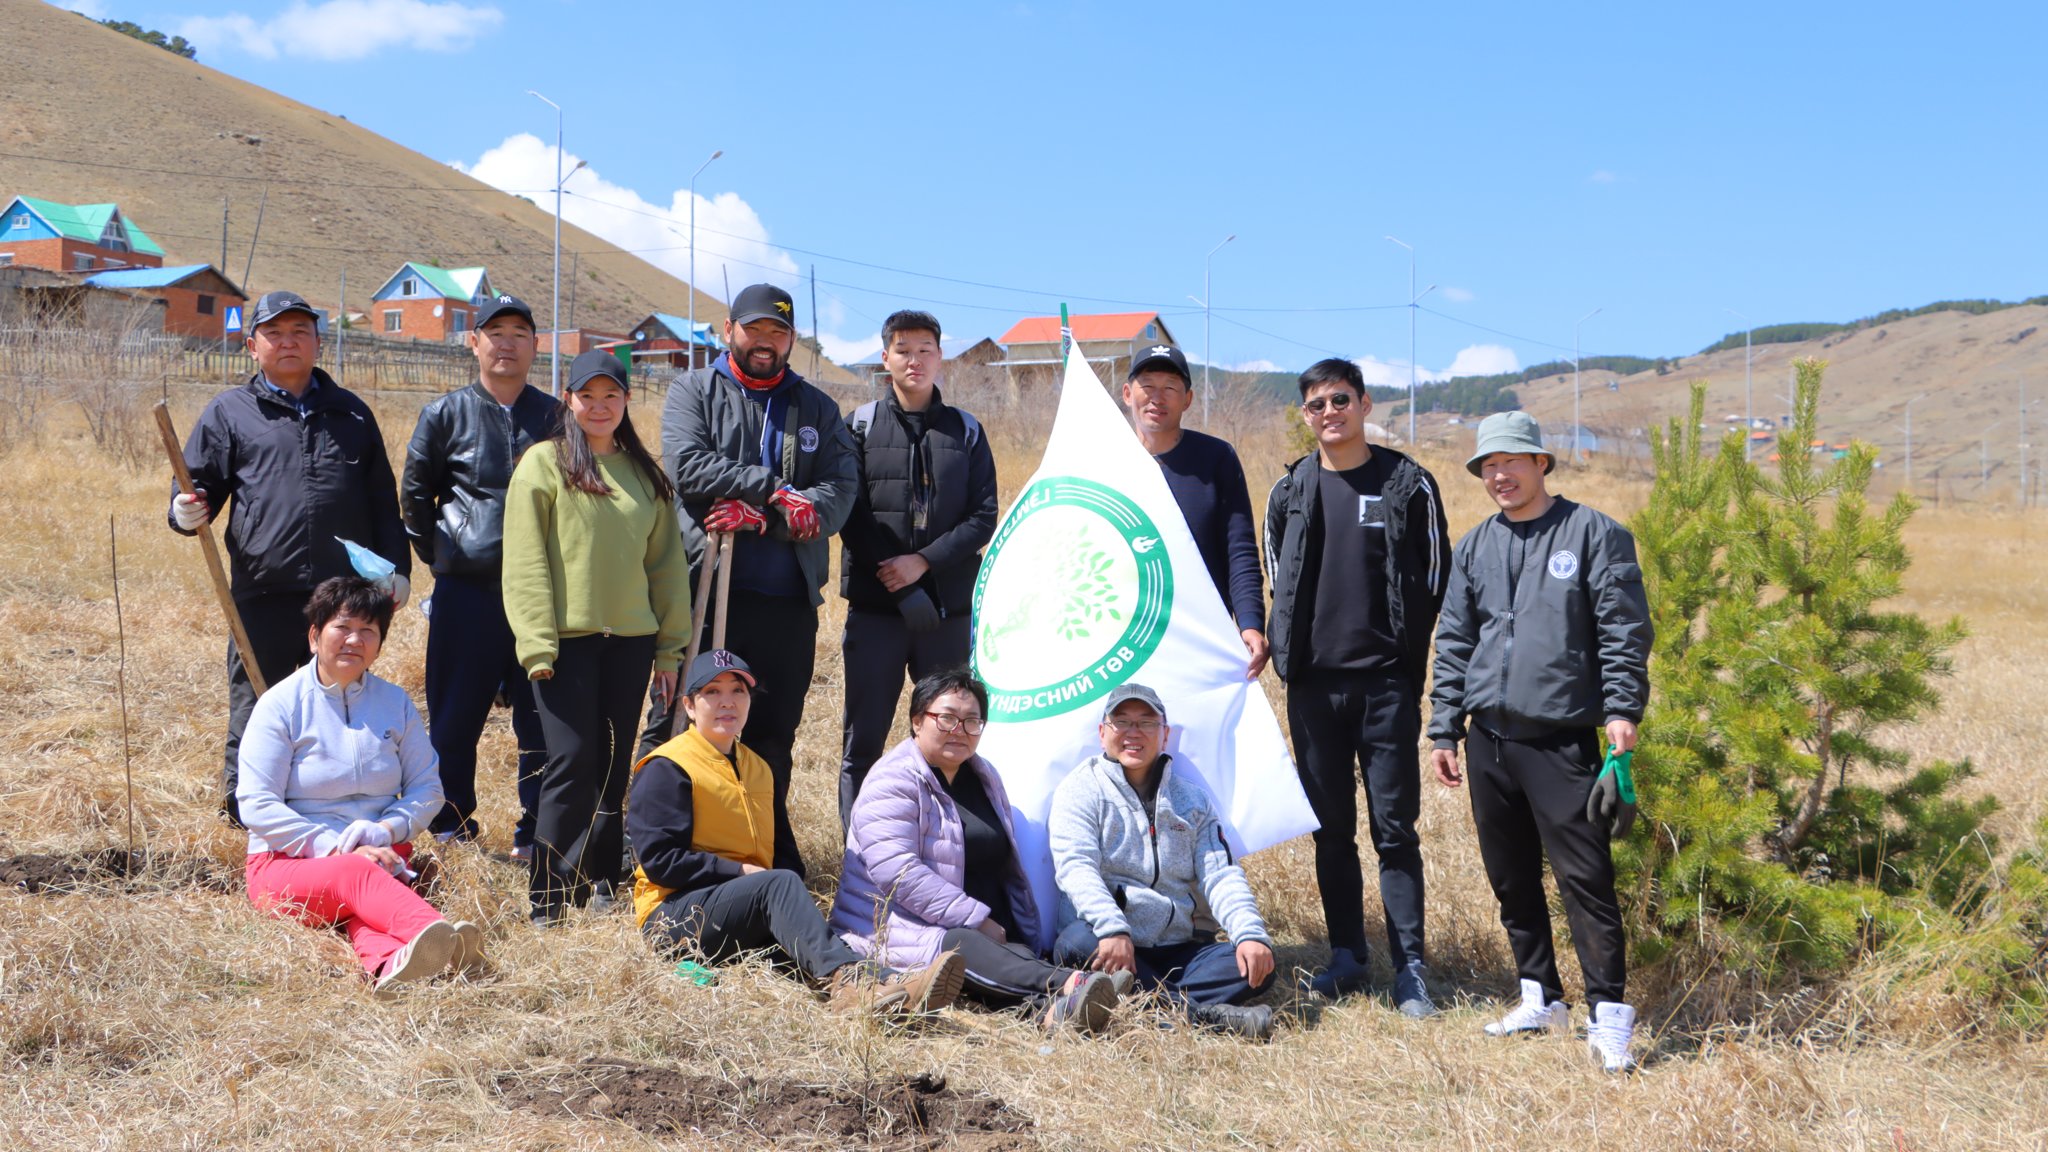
left=1, top=195, right=166, bottom=273
left=631, top=311, right=723, bottom=369
left=370, top=261, right=493, bottom=344
left=84, top=263, right=245, bottom=340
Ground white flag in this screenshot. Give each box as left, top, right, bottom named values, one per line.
left=973, top=339, right=1319, bottom=947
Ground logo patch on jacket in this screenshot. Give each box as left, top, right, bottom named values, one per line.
left=797, top=426, right=819, bottom=453
left=1547, top=550, right=1579, bottom=579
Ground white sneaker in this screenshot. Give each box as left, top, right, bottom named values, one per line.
left=1484, top=979, right=1569, bottom=1037
left=1587, top=1000, right=1638, bottom=1073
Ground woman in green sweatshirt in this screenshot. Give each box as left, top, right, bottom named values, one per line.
left=505, top=349, right=691, bottom=923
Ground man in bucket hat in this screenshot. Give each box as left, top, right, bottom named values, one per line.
left=1427, top=410, right=1654, bottom=1072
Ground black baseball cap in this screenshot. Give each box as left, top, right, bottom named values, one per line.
left=1128, top=343, right=1191, bottom=386
left=473, top=293, right=535, bottom=331
left=249, top=290, right=320, bottom=329
left=730, top=283, right=796, bottom=329
left=566, top=348, right=630, bottom=392
left=685, top=649, right=758, bottom=696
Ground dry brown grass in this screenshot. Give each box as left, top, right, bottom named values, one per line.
left=6, top=378, right=2048, bottom=1151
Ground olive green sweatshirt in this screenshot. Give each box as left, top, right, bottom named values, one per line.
left=503, top=442, right=692, bottom=677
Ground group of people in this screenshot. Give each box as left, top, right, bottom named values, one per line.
left=168, top=280, right=1651, bottom=1067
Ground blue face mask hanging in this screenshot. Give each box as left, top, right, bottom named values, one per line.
left=335, top=536, right=396, bottom=584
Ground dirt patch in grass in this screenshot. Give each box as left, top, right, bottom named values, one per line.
left=499, top=1058, right=1035, bottom=1150
left=1, top=848, right=233, bottom=895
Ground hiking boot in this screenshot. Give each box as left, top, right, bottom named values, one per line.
left=1190, top=1002, right=1275, bottom=1042
left=1305, top=946, right=1370, bottom=1000
left=1484, top=978, right=1569, bottom=1037
left=1392, top=959, right=1438, bottom=1019
left=827, top=963, right=911, bottom=1015
left=1044, top=971, right=1119, bottom=1034
left=1107, top=968, right=1138, bottom=999
left=1587, top=1000, right=1638, bottom=1073
left=374, top=920, right=456, bottom=1000
left=886, top=949, right=966, bottom=1014
left=448, top=920, right=486, bottom=977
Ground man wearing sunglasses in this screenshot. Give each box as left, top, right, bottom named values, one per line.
left=1263, top=358, right=1450, bottom=1015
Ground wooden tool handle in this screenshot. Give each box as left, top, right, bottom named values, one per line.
left=153, top=402, right=268, bottom=696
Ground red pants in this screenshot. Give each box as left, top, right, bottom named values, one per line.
left=246, top=846, right=444, bottom=977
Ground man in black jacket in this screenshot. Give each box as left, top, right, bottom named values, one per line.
left=401, top=294, right=556, bottom=848
left=1263, top=358, right=1449, bottom=1014
left=836, top=311, right=999, bottom=828
left=168, top=290, right=410, bottom=826
left=1428, top=410, right=1651, bottom=1072
left=636, top=283, right=858, bottom=877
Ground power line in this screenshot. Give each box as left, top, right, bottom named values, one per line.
left=1418, top=304, right=1577, bottom=355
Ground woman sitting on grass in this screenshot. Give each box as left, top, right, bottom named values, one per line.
left=237, top=576, right=484, bottom=998
left=628, top=650, right=964, bottom=1016
left=832, top=669, right=1122, bottom=1033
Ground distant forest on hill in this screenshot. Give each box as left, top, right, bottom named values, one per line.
left=74, top=11, right=196, bottom=59
left=1698, top=296, right=2048, bottom=354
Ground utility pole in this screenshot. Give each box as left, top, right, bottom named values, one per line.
left=1202, top=234, right=1233, bottom=428
left=689, top=149, right=724, bottom=370
left=1385, top=236, right=1434, bottom=448
left=1574, top=307, right=1603, bottom=465
left=527, top=90, right=564, bottom=393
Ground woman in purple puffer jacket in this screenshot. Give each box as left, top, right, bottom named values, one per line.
left=831, top=669, right=1122, bottom=1033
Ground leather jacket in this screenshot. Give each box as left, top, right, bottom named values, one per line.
left=401, top=380, right=559, bottom=576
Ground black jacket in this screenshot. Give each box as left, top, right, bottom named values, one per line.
left=661, top=360, right=858, bottom=607
left=628, top=752, right=749, bottom=896
left=170, top=370, right=409, bottom=601
left=1427, top=497, right=1652, bottom=744
left=838, top=388, right=999, bottom=615
left=400, top=380, right=558, bottom=576
left=1263, top=447, right=1451, bottom=693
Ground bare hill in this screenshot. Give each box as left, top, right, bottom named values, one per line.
left=0, top=0, right=854, bottom=384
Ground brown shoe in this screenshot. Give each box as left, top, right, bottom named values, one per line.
left=827, top=963, right=910, bottom=1015
left=887, top=949, right=966, bottom=1014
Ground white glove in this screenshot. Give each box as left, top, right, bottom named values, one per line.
left=386, top=573, right=410, bottom=610
left=171, top=492, right=210, bottom=531
left=336, top=819, right=393, bottom=853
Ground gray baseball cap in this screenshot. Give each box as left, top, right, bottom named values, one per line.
left=1467, top=410, right=1554, bottom=477
left=1100, top=683, right=1167, bottom=724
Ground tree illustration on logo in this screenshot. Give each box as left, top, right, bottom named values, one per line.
left=1056, top=541, right=1121, bottom=641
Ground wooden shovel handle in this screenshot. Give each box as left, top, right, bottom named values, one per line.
left=154, top=402, right=267, bottom=696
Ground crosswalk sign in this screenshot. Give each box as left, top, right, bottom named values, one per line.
left=224, top=305, right=243, bottom=334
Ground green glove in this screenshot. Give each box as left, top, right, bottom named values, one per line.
left=673, top=960, right=719, bottom=987
left=1586, top=748, right=1637, bottom=839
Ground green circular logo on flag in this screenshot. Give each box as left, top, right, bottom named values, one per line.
left=972, top=477, right=1173, bottom=721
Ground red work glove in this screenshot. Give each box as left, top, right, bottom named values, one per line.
left=769, top=485, right=820, bottom=540
left=703, top=498, right=767, bottom=534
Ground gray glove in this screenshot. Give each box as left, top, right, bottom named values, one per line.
left=897, top=587, right=942, bottom=633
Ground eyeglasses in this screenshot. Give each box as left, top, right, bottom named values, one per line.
left=922, top=711, right=986, bottom=735
left=1301, top=393, right=1355, bottom=415
left=1105, top=718, right=1163, bottom=734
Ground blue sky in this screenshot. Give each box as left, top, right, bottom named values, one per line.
left=56, top=0, right=2048, bottom=375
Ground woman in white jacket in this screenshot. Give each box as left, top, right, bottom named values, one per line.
left=237, top=576, right=482, bottom=997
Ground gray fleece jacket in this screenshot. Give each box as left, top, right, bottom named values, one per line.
left=1048, top=753, right=1270, bottom=949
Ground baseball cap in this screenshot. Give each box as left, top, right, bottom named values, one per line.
left=249, top=290, right=320, bottom=329
left=473, top=293, right=535, bottom=331
left=1466, top=411, right=1554, bottom=477
left=685, top=649, right=758, bottom=696
left=730, top=283, right=796, bottom=329
left=1128, top=343, right=1191, bottom=386
left=1100, top=683, right=1167, bottom=724
left=566, top=348, right=630, bottom=392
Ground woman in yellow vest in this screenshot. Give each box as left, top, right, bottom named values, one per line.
left=628, top=649, right=965, bottom=1014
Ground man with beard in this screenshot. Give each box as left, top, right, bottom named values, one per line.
left=636, top=283, right=857, bottom=879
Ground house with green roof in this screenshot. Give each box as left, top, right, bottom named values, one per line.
left=1, top=195, right=167, bottom=273
left=370, top=261, right=495, bottom=344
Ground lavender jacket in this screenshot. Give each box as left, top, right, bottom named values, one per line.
left=830, top=738, right=1042, bottom=968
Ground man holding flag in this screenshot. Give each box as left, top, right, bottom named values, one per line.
left=1264, top=358, right=1449, bottom=1015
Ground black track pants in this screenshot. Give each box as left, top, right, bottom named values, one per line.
left=422, top=571, right=541, bottom=840
left=530, top=632, right=655, bottom=917
left=939, top=926, right=1076, bottom=1006
left=1465, top=723, right=1626, bottom=1007
left=643, top=869, right=862, bottom=982
left=838, top=608, right=973, bottom=832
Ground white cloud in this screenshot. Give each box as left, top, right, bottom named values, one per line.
left=819, top=333, right=881, bottom=365
left=1589, top=169, right=1617, bottom=184
left=1224, top=358, right=1284, bottom=374
left=1439, top=286, right=1475, bottom=303
left=180, top=0, right=501, bottom=61
left=1353, top=342, right=1520, bottom=387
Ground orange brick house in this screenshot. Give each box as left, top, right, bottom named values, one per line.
left=370, top=262, right=492, bottom=344
left=83, top=264, right=245, bottom=340
left=0, top=196, right=166, bottom=273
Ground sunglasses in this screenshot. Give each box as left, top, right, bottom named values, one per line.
left=923, top=711, right=987, bottom=736
left=1302, top=393, right=1355, bottom=415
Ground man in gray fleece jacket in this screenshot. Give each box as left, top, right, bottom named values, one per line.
left=1049, top=684, right=1278, bottom=1039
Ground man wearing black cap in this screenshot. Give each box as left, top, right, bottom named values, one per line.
left=640, top=283, right=858, bottom=877
left=401, top=294, right=556, bottom=848
left=835, top=309, right=999, bottom=830
left=169, top=290, right=410, bottom=826
left=1121, top=343, right=1267, bottom=677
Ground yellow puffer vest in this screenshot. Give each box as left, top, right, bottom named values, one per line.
left=630, top=726, right=775, bottom=927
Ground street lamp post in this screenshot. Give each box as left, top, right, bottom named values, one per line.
left=1725, top=307, right=1753, bottom=460
left=688, top=149, right=723, bottom=370
left=1574, top=307, right=1603, bottom=466
left=527, top=90, right=565, bottom=393
left=1202, top=234, right=1233, bottom=428
left=1385, top=236, right=1429, bottom=447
